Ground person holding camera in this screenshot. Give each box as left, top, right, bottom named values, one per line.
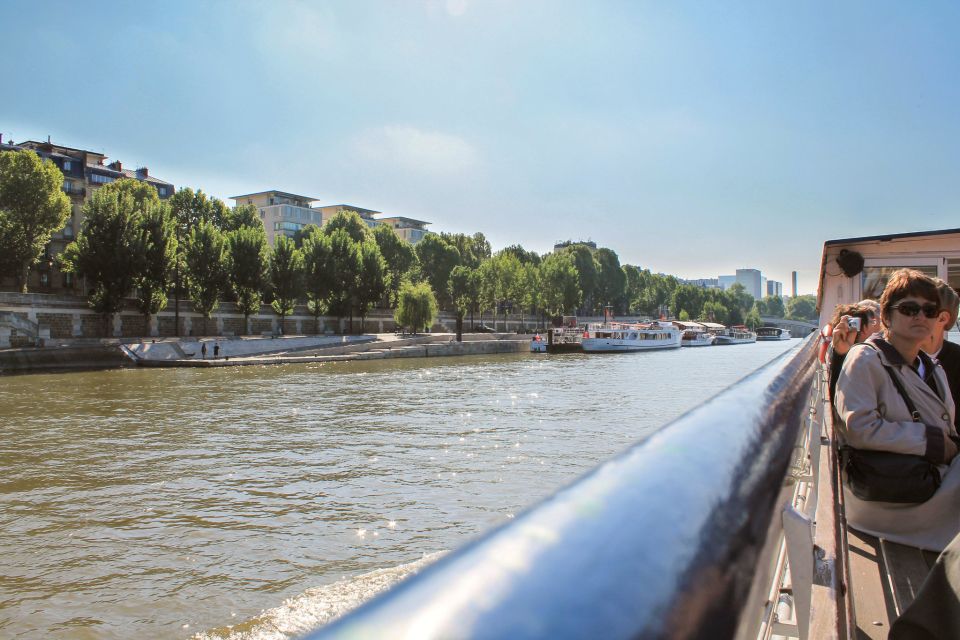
left=826, top=302, right=875, bottom=405
left=834, top=269, right=960, bottom=551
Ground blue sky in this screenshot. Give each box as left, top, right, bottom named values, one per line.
left=3, top=1, right=960, bottom=295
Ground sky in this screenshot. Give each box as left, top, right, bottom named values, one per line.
left=2, top=1, right=960, bottom=295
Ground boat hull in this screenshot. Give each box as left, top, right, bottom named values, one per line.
left=581, top=336, right=682, bottom=352
left=713, top=336, right=757, bottom=345
left=681, top=335, right=715, bottom=347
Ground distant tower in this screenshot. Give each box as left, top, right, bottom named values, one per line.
left=791, top=271, right=798, bottom=297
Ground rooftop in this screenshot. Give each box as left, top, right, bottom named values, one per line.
left=230, top=190, right=321, bottom=203
left=375, top=215, right=432, bottom=226
left=318, top=204, right=382, bottom=216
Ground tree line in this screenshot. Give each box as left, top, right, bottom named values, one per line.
left=0, top=148, right=818, bottom=337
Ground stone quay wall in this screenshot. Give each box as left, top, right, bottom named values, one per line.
left=0, top=292, right=548, bottom=348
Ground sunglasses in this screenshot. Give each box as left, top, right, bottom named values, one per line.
left=891, top=301, right=940, bottom=319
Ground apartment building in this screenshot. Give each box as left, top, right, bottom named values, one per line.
left=231, top=190, right=324, bottom=246
left=0, top=136, right=174, bottom=293
left=374, top=216, right=431, bottom=244
left=315, top=204, right=380, bottom=228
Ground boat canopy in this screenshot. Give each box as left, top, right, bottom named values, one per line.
left=673, top=321, right=705, bottom=330
left=699, top=322, right=726, bottom=330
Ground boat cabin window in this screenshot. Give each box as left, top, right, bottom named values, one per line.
left=861, top=264, right=938, bottom=299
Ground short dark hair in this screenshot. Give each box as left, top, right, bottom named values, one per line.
left=830, top=302, right=869, bottom=327
left=878, top=269, right=940, bottom=327
left=933, top=278, right=960, bottom=328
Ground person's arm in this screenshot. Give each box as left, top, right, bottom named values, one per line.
left=835, top=346, right=947, bottom=462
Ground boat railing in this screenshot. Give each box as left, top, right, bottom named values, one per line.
left=305, top=335, right=851, bottom=640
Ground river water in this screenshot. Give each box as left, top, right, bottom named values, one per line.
left=0, top=340, right=801, bottom=639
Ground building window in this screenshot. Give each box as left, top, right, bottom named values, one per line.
left=63, top=272, right=73, bottom=288
left=63, top=160, right=72, bottom=171
left=90, top=174, right=115, bottom=184
left=157, top=186, right=167, bottom=196
left=40, top=272, right=49, bottom=287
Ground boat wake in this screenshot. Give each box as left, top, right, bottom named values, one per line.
left=192, top=551, right=447, bottom=640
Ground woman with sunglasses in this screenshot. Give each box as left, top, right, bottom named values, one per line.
left=835, top=269, right=960, bottom=551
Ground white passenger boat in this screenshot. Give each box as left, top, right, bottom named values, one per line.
left=581, top=321, right=682, bottom=352
left=674, top=321, right=714, bottom=347
left=712, top=325, right=757, bottom=345
left=755, top=326, right=791, bottom=341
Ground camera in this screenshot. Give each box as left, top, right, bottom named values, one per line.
left=847, top=317, right=861, bottom=331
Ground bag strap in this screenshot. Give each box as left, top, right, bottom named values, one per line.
left=864, top=343, right=922, bottom=422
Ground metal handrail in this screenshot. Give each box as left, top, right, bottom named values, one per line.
left=305, top=336, right=821, bottom=640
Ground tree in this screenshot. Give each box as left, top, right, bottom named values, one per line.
left=98, top=177, right=160, bottom=211
left=133, top=201, right=178, bottom=327
left=761, top=295, right=786, bottom=318
left=415, top=234, right=461, bottom=309
left=185, top=221, right=228, bottom=335
left=269, top=235, right=304, bottom=334
left=500, top=244, right=541, bottom=266
left=562, top=244, right=598, bottom=314
left=724, top=283, right=754, bottom=325
left=594, top=248, right=625, bottom=313
left=441, top=232, right=491, bottom=269
left=518, top=262, right=542, bottom=331
left=395, top=281, right=437, bottom=334
left=701, top=300, right=728, bottom=324
left=672, top=284, right=705, bottom=320
left=302, top=228, right=334, bottom=333
left=223, top=203, right=263, bottom=233
left=326, top=228, right=362, bottom=331
left=373, top=224, right=417, bottom=307
left=786, top=294, right=818, bottom=322
left=60, top=188, right=142, bottom=334
left=356, top=239, right=388, bottom=333
left=226, top=225, right=269, bottom=333
left=323, top=210, right=372, bottom=244
left=745, top=307, right=763, bottom=330
left=449, top=265, right=475, bottom=341
left=0, top=150, right=71, bottom=292
left=540, top=252, right=582, bottom=316
left=169, top=187, right=219, bottom=335
left=622, top=265, right=642, bottom=315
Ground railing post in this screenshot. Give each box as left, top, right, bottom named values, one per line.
left=782, top=505, right=814, bottom=640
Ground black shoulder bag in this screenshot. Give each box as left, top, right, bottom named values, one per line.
left=841, top=356, right=942, bottom=504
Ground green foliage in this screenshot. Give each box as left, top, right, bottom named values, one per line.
left=633, top=270, right=678, bottom=317
left=0, top=149, right=71, bottom=292
left=672, top=284, right=705, bottom=320
left=622, top=265, right=642, bottom=314
left=302, top=229, right=335, bottom=329
left=448, top=265, right=477, bottom=316
left=679, top=309, right=690, bottom=321
left=395, top=280, right=438, bottom=333
left=185, top=221, right=228, bottom=329
left=786, top=294, right=818, bottom=322
left=745, top=307, right=763, bottom=330
left=760, top=294, right=786, bottom=318
left=60, top=188, right=142, bottom=321
left=97, top=177, right=160, bottom=211
left=269, top=235, right=304, bottom=330
left=500, top=244, right=541, bottom=266
left=594, top=248, right=625, bottom=311
left=540, top=252, right=582, bottom=315
left=223, top=203, right=264, bottom=233
left=373, top=224, right=417, bottom=306
left=326, top=229, right=363, bottom=324
left=415, top=234, right=461, bottom=309
left=701, top=300, right=727, bottom=324
left=562, top=244, right=598, bottom=313
left=441, top=232, right=491, bottom=269
left=323, top=210, right=373, bottom=244
left=226, top=224, right=269, bottom=327
left=133, top=201, right=178, bottom=318
left=356, top=238, right=388, bottom=327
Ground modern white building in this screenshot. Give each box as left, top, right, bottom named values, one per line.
left=767, top=280, right=783, bottom=297
left=231, top=190, right=323, bottom=245
left=736, top=268, right=763, bottom=300
left=718, top=275, right=736, bottom=290
left=374, top=216, right=431, bottom=244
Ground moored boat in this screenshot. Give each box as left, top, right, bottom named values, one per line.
left=755, top=326, right=791, bottom=341
left=674, top=321, right=715, bottom=347
left=530, top=333, right=547, bottom=352
left=712, top=325, right=757, bottom=345
left=581, top=321, right=682, bottom=352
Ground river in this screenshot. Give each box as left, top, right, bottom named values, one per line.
left=0, top=340, right=801, bottom=639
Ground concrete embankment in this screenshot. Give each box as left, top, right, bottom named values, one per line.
left=0, top=344, right=133, bottom=374
left=0, top=333, right=532, bottom=373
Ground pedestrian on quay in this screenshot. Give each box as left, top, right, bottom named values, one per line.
left=201, top=342, right=207, bottom=359
left=214, top=342, right=220, bottom=359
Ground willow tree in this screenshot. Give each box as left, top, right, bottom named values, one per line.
left=395, top=281, right=437, bottom=335
left=185, top=220, right=228, bottom=336
left=0, top=150, right=71, bottom=292
left=269, top=235, right=303, bottom=334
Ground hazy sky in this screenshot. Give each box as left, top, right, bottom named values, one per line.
left=3, top=1, right=959, bottom=294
